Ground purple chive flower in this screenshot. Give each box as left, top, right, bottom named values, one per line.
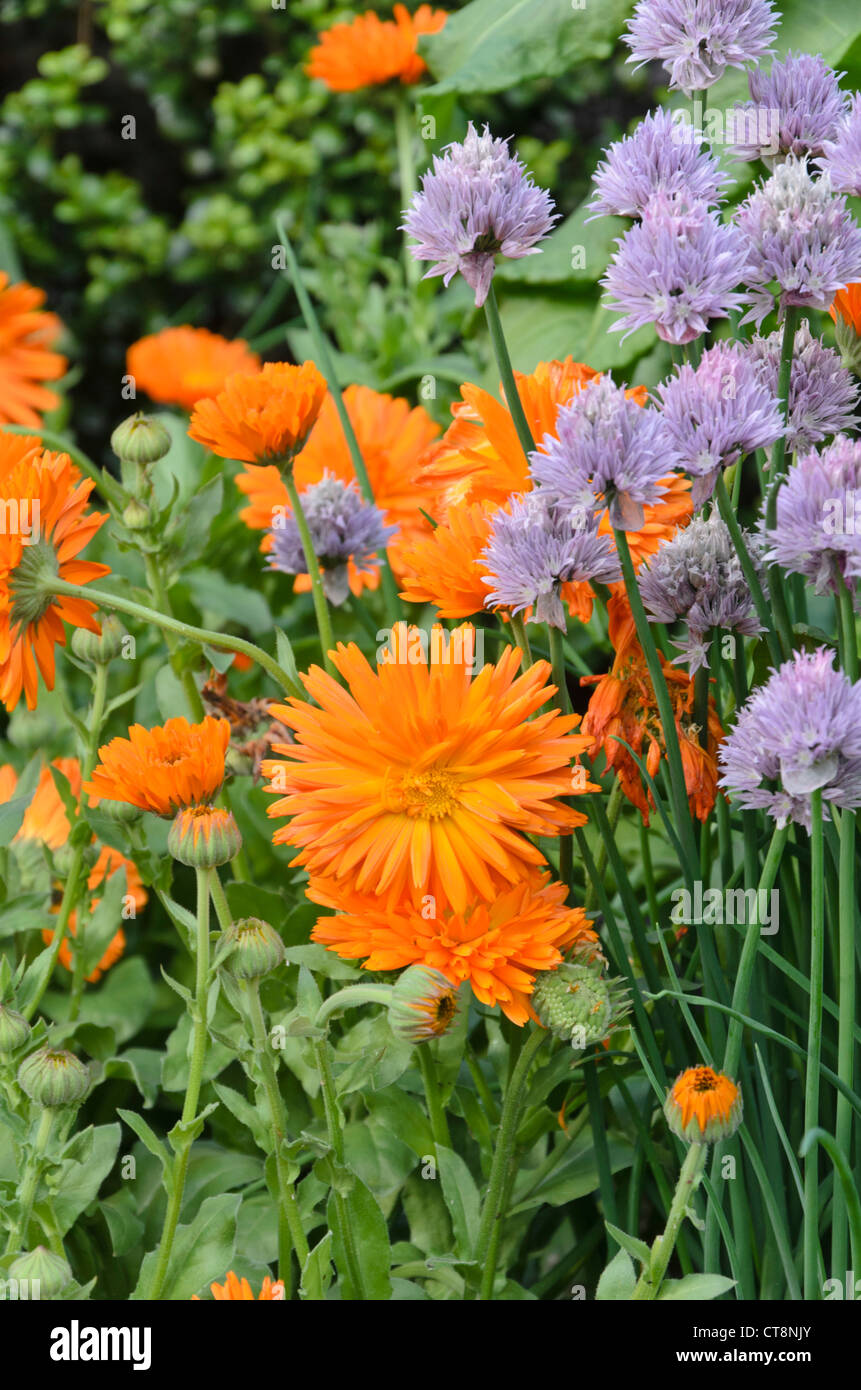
left=766, top=435, right=861, bottom=597
left=655, top=341, right=785, bottom=506
left=481, top=491, right=621, bottom=630
left=736, top=155, right=861, bottom=326
left=530, top=374, right=677, bottom=531
left=401, top=122, right=557, bottom=308
left=817, top=91, right=861, bottom=197
left=639, top=515, right=766, bottom=671
left=729, top=52, right=849, bottom=163
left=623, top=0, right=779, bottom=98
left=589, top=107, right=731, bottom=220
left=718, top=646, right=861, bottom=830
left=747, top=320, right=859, bottom=455
left=268, top=472, right=395, bottom=605
left=601, top=193, right=751, bottom=345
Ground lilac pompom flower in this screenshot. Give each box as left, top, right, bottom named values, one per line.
left=639, top=515, right=766, bottom=671
left=589, top=108, right=731, bottom=220
left=481, top=491, right=621, bottom=631
left=718, top=647, right=861, bottom=829
left=736, top=156, right=861, bottom=326
left=401, top=123, right=557, bottom=308
left=747, top=319, right=859, bottom=455
left=729, top=52, right=849, bottom=164
left=530, top=374, right=676, bottom=531
left=766, top=435, right=861, bottom=597
left=268, top=472, right=395, bottom=605
left=817, top=91, right=861, bottom=197
left=623, top=0, right=779, bottom=98
left=602, top=194, right=751, bottom=345
left=655, top=341, right=785, bottom=506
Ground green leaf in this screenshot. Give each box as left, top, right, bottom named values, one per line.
left=213, top=1081, right=271, bottom=1152
left=131, top=1192, right=241, bottom=1300
left=300, top=1231, right=333, bottom=1300
left=596, top=1248, right=637, bottom=1301
left=363, top=1089, right=435, bottom=1159
left=330, top=1176, right=392, bottom=1300
left=185, top=565, right=271, bottom=633
left=510, top=1129, right=635, bottom=1213
left=497, top=293, right=655, bottom=378
left=604, top=1222, right=652, bottom=1268
left=100, top=1186, right=145, bottom=1257
left=50, top=1123, right=122, bottom=1235
left=497, top=197, right=626, bottom=287
left=117, top=1107, right=172, bottom=1178
left=275, top=626, right=301, bottom=692
left=658, top=1274, right=737, bottom=1301
left=436, top=1146, right=481, bottom=1258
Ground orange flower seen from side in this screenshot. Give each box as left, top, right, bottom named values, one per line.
left=84, top=716, right=231, bottom=815
left=312, top=873, right=598, bottom=1025
left=192, top=1271, right=285, bottom=1301
left=0, top=451, right=109, bottom=711
left=188, top=361, right=327, bottom=465
left=0, top=272, right=67, bottom=427
left=307, top=4, right=446, bottom=92
left=665, top=1066, right=742, bottom=1142
left=127, top=326, right=261, bottom=411
left=262, top=623, right=596, bottom=915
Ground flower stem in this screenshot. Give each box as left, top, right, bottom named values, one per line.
left=68, top=659, right=110, bottom=1021
left=832, top=807, right=856, bottom=1281
left=835, top=570, right=859, bottom=683
left=764, top=305, right=800, bottom=655
left=508, top=611, right=532, bottom=666
left=395, top=93, right=419, bottom=287
left=714, top=473, right=784, bottom=664
left=631, top=1142, right=708, bottom=1299
left=281, top=471, right=337, bottom=678
left=483, top=283, right=535, bottom=460
left=312, top=1036, right=365, bottom=1298
left=416, top=1044, right=452, bottom=1155
left=143, top=554, right=205, bottom=720
left=803, top=786, right=825, bottom=1299
left=5, top=1108, right=54, bottom=1255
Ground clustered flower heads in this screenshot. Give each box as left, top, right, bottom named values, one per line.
left=268, top=472, right=395, bottom=605
left=639, top=515, right=766, bottom=671
left=622, top=0, right=779, bottom=97
left=402, top=122, right=557, bottom=307
left=602, top=194, right=751, bottom=345
left=730, top=52, right=849, bottom=163
left=718, top=647, right=861, bottom=830
left=655, top=341, right=785, bottom=507
left=818, top=91, right=861, bottom=197
left=736, top=156, right=861, bottom=326
left=531, top=374, right=676, bottom=529
left=766, top=435, right=861, bottom=596
left=589, top=107, right=730, bottom=221
left=481, top=491, right=621, bottom=630
left=746, top=319, right=859, bottom=455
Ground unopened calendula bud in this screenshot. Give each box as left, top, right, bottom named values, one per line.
left=167, top=806, right=242, bottom=868
left=222, top=918, right=285, bottom=981
left=9, top=1246, right=72, bottom=1298
left=388, top=965, right=459, bottom=1042
left=71, top=613, right=126, bottom=665
left=664, top=1066, right=743, bottom=1144
left=17, top=1046, right=90, bottom=1108
left=0, top=1003, right=31, bottom=1054
left=111, top=412, right=171, bottom=465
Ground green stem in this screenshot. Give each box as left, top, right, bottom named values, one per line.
left=693, top=661, right=709, bottom=752
left=836, top=570, right=859, bottom=683
left=804, top=787, right=825, bottom=1299
left=832, top=808, right=856, bottom=1280
left=714, top=474, right=785, bottom=664
left=416, top=1044, right=452, bottom=1156
left=484, top=284, right=535, bottom=460
left=68, top=659, right=110, bottom=1021
left=508, top=611, right=532, bottom=666
left=143, top=554, right=205, bottom=720
left=764, top=306, right=800, bottom=653
left=395, top=94, right=419, bottom=287
left=314, top=983, right=393, bottom=1030
left=5, top=1108, right=54, bottom=1255
left=632, top=1142, right=708, bottom=1299
left=721, top=820, right=790, bottom=1078
left=312, top=1036, right=365, bottom=1298
left=281, top=471, right=336, bottom=677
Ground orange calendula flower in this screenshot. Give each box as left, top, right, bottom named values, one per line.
left=127, top=326, right=261, bottom=412
left=580, top=592, right=722, bottom=825
left=84, top=716, right=231, bottom=816
left=262, top=623, right=596, bottom=915
left=0, top=451, right=109, bottom=711
left=307, top=4, right=447, bottom=92
left=0, top=272, right=67, bottom=427
left=188, top=361, right=327, bottom=465
left=313, top=873, right=597, bottom=1025
left=665, top=1066, right=742, bottom=1143
left=192, top=1271, right=285, bottom=1301
left=0, top=432, right=75, bottom=485
left=830, top=282, right=861, bottom=335
left=397, top=498, right=497, bottom=617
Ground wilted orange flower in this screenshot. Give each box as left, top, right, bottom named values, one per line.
left=188, top=361, right=327, bottom=465
left=0, top=272, right=67, bottom=427
left=84, top=716, right=231, bottom=815
left=830, top=282, right=861, bottom=335
left=0, top=451, right=109, bottom=711
left=263, top=624, right=596, bottom=915
left=127, top=326, right=260, bottom=412
left=665, top=1066, right=742, bottom=1142
left=580, top=593, right=722, bottom=824
left=398, top=498, right=497, bottom=617
left=313, top=873, right=597, bottom=1025
left=307, top=4, right=446, bottom=92
left=192, top=1271, right=285, bottom=1301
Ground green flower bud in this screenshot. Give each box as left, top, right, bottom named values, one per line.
left=0, top=1004, right=31, bottom=1054
left=531, top=962, right=630, bottom=1049
left=222, top=917, right=285, bottom=980
left=111, top=412, right=171, bottom=465
left=167, top=806, right=242, bottom=868
left=834, top=315, right=861, bottom=377
left=71, top=613, right=126, bottom=665
left=17, top=1046, right=90, bottom=1108
left=9, top=1246, right=72, bottom=1298
left=92, top=797, right=142, bottom=825
left=388, top=965, right=459, bottom=1042
left=121, top=498, right=153, bottom=531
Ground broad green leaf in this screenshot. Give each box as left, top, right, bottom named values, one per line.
left=596, top=1247, right=637, bottom=1300
left=497, top=198, right=627, bottom=287
left=497, top=294, right=655, bottom=379
left=436, top=1145, right=481, bottom=1258
left=329, top=1176, right=392, bottom=1300
left=510, top=1130, right=635, bottom=1213
left=50, top=1123, right=122, bottom=1234
left=300, top=1231, right=334, bottom=1300
left=132, top=1192, right=242, bottom=1300
left=605, top=1222, right=652, bottom=1268
left=658, top=1273, right=737, bottom=1301
left=185, top=566, right=272, bottom=633
left=100, top=1186, right=145, bottom=1257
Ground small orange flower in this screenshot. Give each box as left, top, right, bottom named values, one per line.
left=188, top=361, right=327, bottom=465
left=307, top=4, right=447, bottom=92
left=192, top=1271, right=285, bottom=1301
left=830, top=282, right=861, bottom=335
left=127, top=326, right=261, bottom=412
left=0, top=450, right=109, bottom=711
left=84, top=716, right=231, bottom=816
left=263, top=623, right=596, bottom=915
left=665, top=1066, right=742, bottom=1142
left=313, top=873, right=597, bottom=1025
left=0, top=272, right=67, bottom=427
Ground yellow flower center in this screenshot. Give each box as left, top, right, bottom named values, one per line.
left=402, top=768, right=460, bottom=820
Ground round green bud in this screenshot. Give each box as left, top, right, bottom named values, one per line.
left=835, top=315, right=861, bottom=377
left=9, top=1245, right=72, bottom=1298
left=0, top=1004, right=31, bottom=1054
left=17, top=1046, right=90, bottom=1108
left=167, top=806, right=243, bottom=869
left=121, top=498, right=153, bottom=531
left=71, top=613, right=126, bottom=666
left=531, top=962, right=630, bottom=1049
left=222, top=918, right=285, bottom=980
left=111, top=412, right=172, bottom=465
left=93, top=797, right=142, bottom=825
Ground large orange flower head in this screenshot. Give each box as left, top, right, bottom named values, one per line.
left=0, top=450, right=109, bottom=711
left=84, top=716, right=231, bottom=816
left=188, top=361, right=327, bottom=465
left=0, top=272, right=67, bottom=427
left=262, top=623, right=597, bottom=915
left=580, top=593, right=723, bottom=824
left=307, top=4, right=447, bottom=92
left=127, top=326, right=260, bottom=412
left=313, top=873, right=598, bottom=1025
